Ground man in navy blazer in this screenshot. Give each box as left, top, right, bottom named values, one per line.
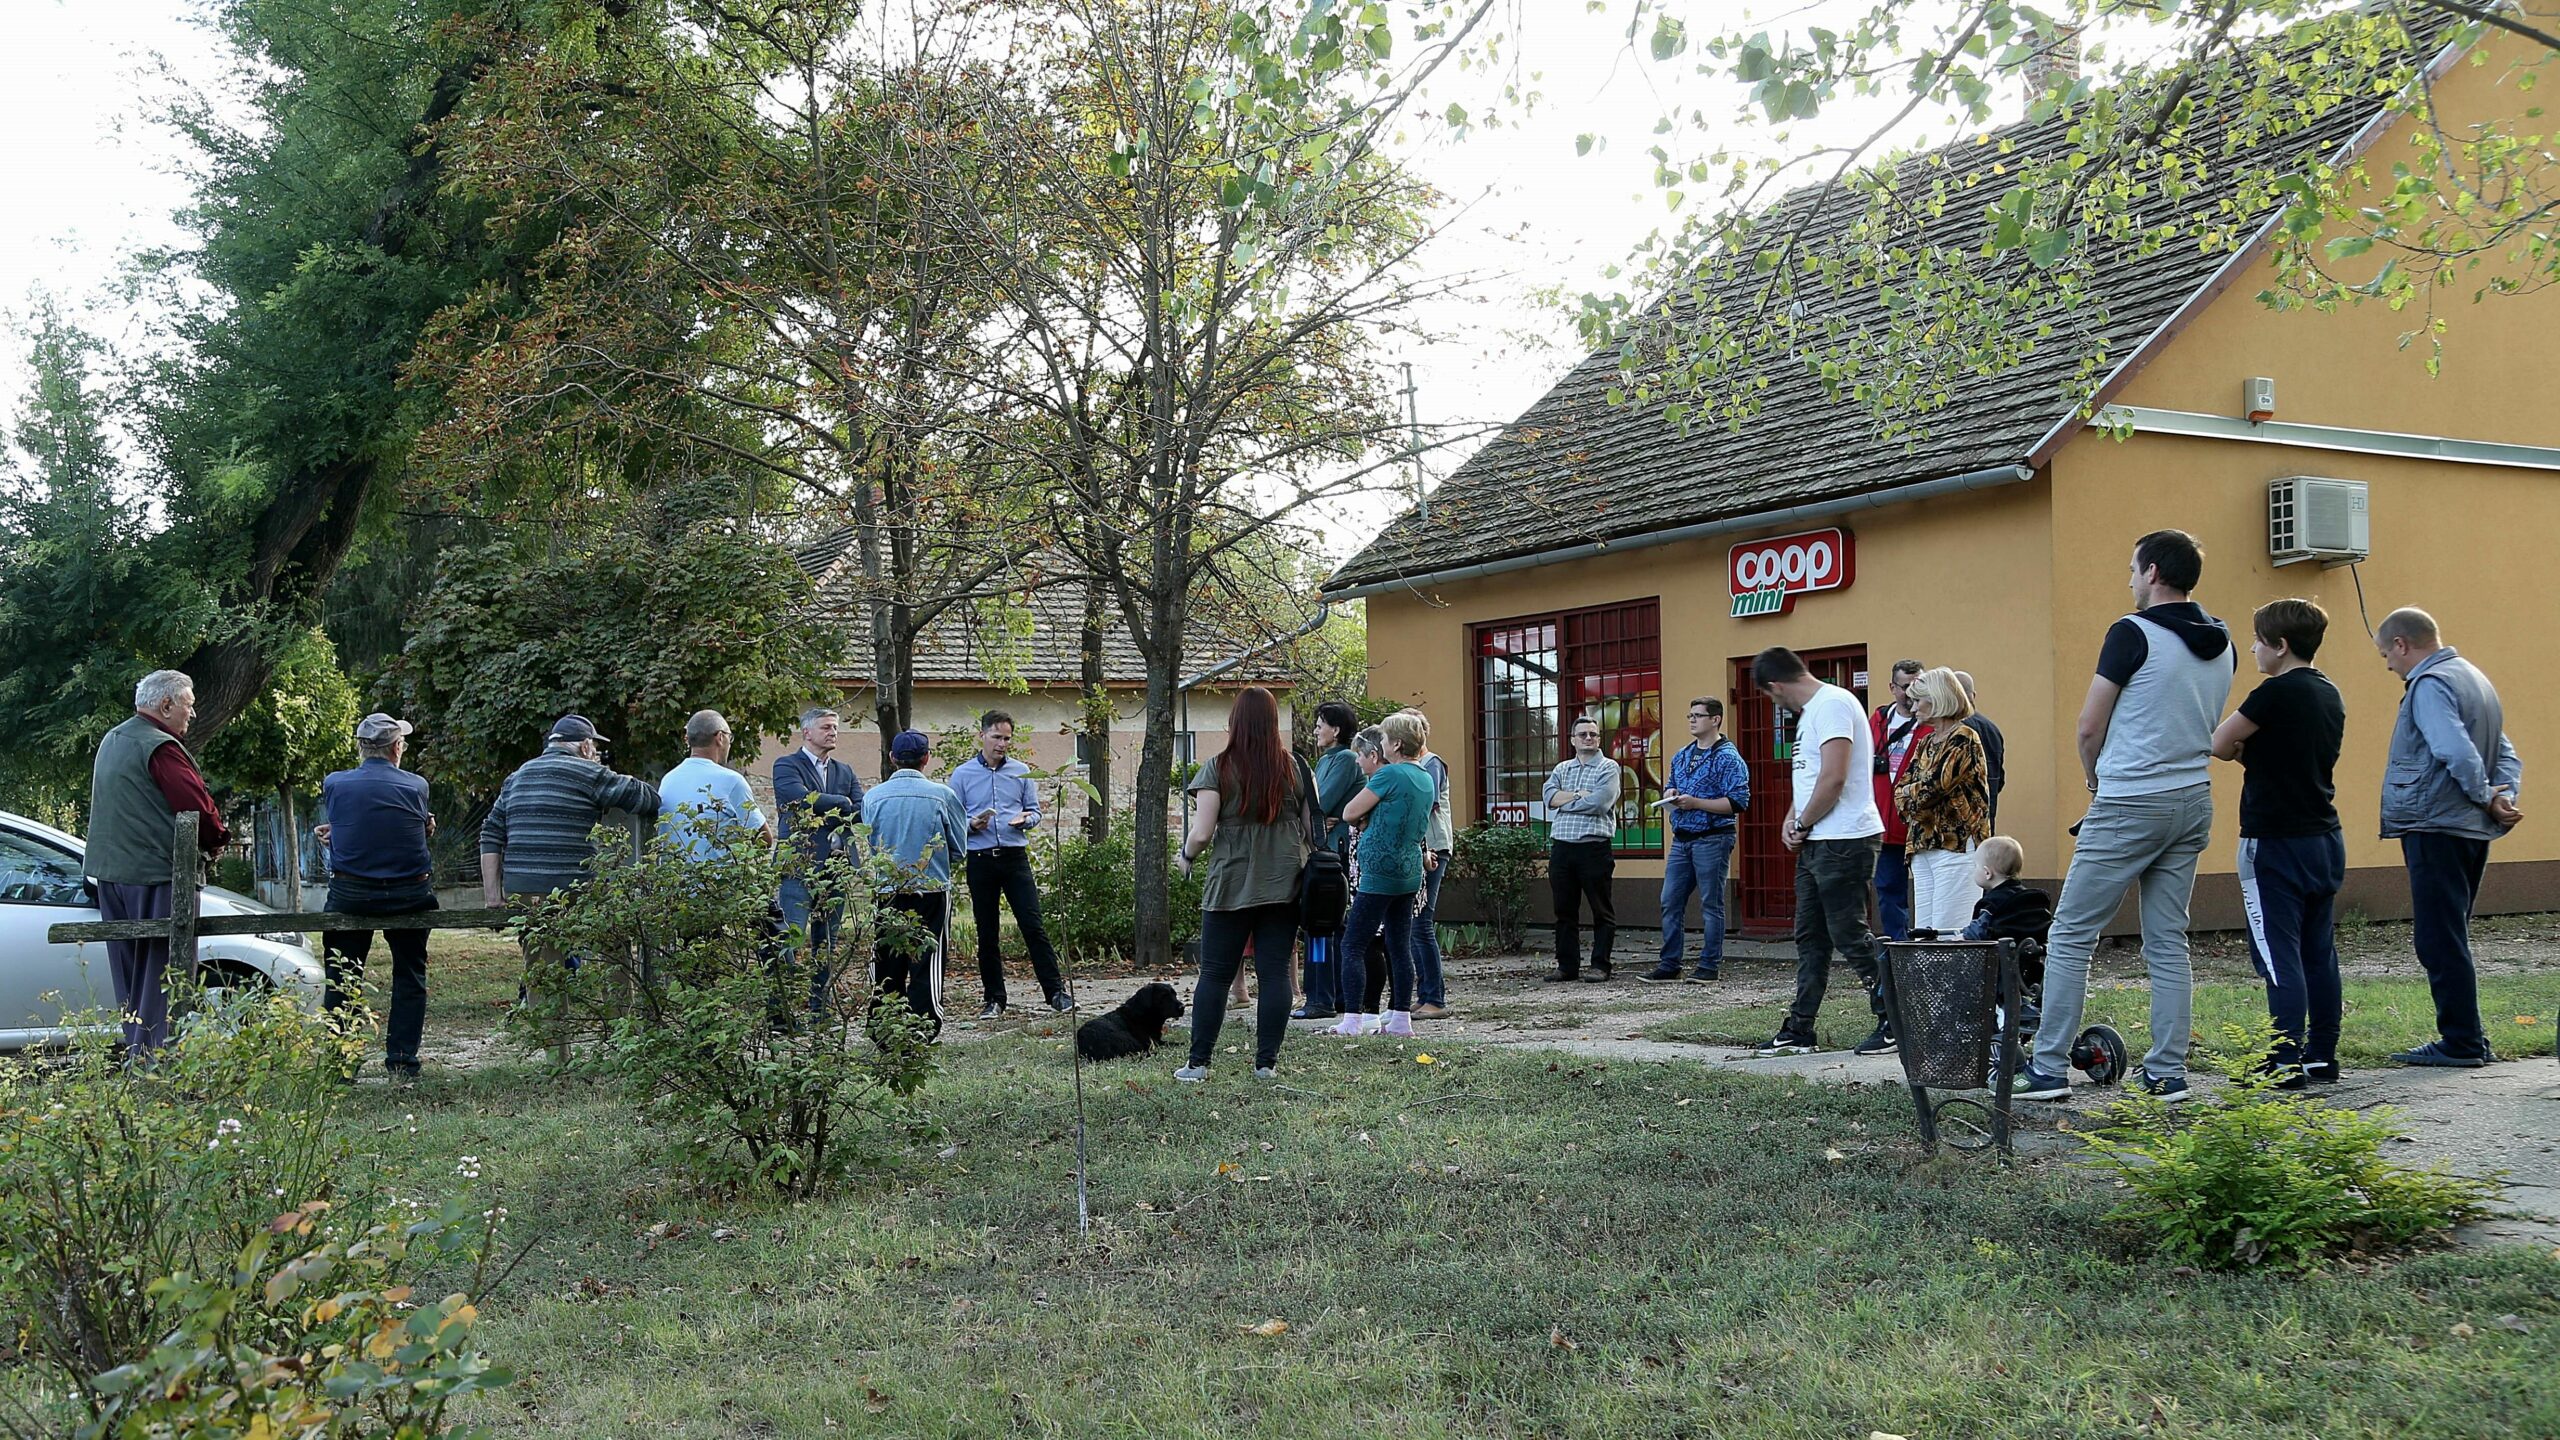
left=775, top=705, right=864, bottom=974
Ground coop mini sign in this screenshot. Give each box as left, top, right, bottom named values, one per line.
left=1728, top=528, right=1855, bottom=618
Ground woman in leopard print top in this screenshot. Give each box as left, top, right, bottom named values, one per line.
left=1894, top=667, right=1993, bottom=934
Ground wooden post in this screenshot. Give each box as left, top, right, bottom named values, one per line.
left=169, top=811, right=200, bottom=979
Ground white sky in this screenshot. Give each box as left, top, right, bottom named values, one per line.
left=0, top=1, right=2002, bottom=553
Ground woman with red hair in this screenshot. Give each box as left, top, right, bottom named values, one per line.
left=1174, top=686, right=1313, bottom=1081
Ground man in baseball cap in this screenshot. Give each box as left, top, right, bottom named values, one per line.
left=481, top=711, right=660, bottom=1043
left=860, top=729, right=968, bottom=1036
left=319, top=711, right=434, bottom=1081
left=546, top=714, right=599, bottom=744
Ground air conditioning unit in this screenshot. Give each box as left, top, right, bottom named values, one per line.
left=2268, top=477, right=2370, bottom=567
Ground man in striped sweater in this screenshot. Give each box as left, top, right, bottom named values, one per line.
left=480, top=715, right=661, bottom=1011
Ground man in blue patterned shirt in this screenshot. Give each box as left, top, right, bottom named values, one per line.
left=1645, top=697, right=1750, bottom=983
left=1541, top=717, right=1623, bottom=982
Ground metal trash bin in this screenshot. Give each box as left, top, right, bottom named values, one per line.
left=1877, top=937, right=2022, bottom=1155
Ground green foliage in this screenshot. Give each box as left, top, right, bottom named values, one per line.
left=0, top=989, right=362, bottom=1408
left=512, top=812, right=937, bottom=1197
left=80, top=1200, right=511, bottom=1440
left=1037, top=832, right=1205, bottom=963
left=2082, top=1021, right=2499, bottom=1271
left=198, top=628, right=364, bottom=797
left=388, top=519, right=842, bottom=796
left=1451, top=820, right=1543, bottom=953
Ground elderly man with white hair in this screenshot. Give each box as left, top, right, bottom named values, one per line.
left=82, top=668, right=231, bottom=1053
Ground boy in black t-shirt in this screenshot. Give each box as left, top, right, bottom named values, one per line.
left=2210, top=598, right=2348, bottom=1086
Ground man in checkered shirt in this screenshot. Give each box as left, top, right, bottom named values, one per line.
left=1541, top=716, right=1623, bottom=982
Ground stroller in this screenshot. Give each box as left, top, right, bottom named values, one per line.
left=1958, top=880, right=2128, bottom=1085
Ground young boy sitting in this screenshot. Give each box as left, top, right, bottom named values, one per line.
left=1962, top=836, right=2053, bottom=1027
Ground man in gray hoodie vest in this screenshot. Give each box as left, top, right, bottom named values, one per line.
left=2375, top=607, right=2523, bottom=1068
left=2014, top=530, right=2237, bottom=1103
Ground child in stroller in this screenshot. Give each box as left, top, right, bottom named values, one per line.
left=1961, top=837, right=2052, bottom=1032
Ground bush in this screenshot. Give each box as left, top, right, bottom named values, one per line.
left=1452, top=821, right=1544, bottom=953
left=0, top=989, right=361, bottom=1408
left=212, top=854, right=256, bottom=895
left=513, top=810, right=938, bottom=1197
left=1035, top=832, right=1204, bottom=963
left=79, top=1200, right=512, bottom=1439
left=2082, top=1022, right=2499, bottom=1270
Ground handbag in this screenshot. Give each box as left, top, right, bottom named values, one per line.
left=1293, top=755, right=1348, bottom=932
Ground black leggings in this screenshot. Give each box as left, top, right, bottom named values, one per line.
left=1190, top=903, right=1301, bottom=1069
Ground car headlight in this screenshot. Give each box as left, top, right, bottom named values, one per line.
left=259, top=931, right=310, bottom=949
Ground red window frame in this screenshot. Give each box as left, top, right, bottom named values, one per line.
left=1468, top=598, right=1664, bottom=858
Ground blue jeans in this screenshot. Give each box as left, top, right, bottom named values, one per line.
left=777, top=875, right=843, bottom=1010
left=1340, top=889, right=1419, bottom=1015
left=2238, top=831, right=2345, bottom=1069
left=1873, top=843, right=1912, bottom=942
left=2403, top=831, right=2492, bottom=1058
left=1658, top=831, right=1735, bottom=969
left=1412, top=854, right=1450, bottom=1006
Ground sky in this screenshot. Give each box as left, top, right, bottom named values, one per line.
left=0, top=0, right=1956, bottom=556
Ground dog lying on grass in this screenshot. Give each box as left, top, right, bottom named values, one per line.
left=1075, top=982, right=1185, bottom=1061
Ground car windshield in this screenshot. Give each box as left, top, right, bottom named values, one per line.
left=0, top=829, right=86, bottom=906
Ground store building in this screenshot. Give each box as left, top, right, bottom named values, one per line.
left=1328, top=33, right=2560, bottom=935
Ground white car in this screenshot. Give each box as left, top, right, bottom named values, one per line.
left=0, top=809, right=325, bottom=1051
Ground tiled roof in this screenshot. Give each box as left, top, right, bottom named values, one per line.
left=1328, top=30, right=2433, bottom=591
left=796, top=530, right=1297, bottom=685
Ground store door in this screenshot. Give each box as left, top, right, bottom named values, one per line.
left=1731, top=647, right=1868, bottom=937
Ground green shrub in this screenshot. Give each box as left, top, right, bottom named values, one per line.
left=1035, top=831, right=1204, bottom=963
left=513, top=810, right=938, bottom=1197
left=0, top=989, right=361, bottom=1409
left=212, top=854, right=256, bottom=895
left=2082, top=1021, right=2499, bottom=1270
left=1452, top=821, right=1543, bottom=953
left=79, top=1200, right=512, bottom=1440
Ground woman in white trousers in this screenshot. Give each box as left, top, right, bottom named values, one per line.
left=1894, top=668, right=1994, bottom=935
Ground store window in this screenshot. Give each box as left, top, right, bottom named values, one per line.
left=1470, top=599, right=1664, bottom=855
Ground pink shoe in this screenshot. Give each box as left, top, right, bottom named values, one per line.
left=1380, top=1010, right=1414, bottom=1037
left=1331, top=1013, right=1369, bottom=1037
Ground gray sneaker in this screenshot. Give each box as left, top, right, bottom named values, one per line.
left=1172, top=1065, right=1208, bottom=1084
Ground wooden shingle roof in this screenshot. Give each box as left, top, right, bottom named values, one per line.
left=1328, top=29, right=2439, bottom=592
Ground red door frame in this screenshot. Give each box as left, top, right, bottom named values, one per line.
left=1730, top=646, right=1868, bottom=937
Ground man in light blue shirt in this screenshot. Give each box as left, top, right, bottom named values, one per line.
left=657, top=710, right=769, bottom=861
left=948, top=710, right=1072, bottom=1018
left=862, top=730, right=968, bottom=1036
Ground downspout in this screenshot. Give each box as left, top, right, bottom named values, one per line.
left=1322, top=462, right=2034, bottom=602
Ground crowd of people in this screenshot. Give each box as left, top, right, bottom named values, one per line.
left=73, top=526, right=2526, bottom=1095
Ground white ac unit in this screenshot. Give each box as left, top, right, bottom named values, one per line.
left=2268, top=477, right=2370, bottom=566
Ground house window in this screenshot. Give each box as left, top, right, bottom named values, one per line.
left=1174, top=732, right=1197, bottom=767
left=1470, top=599, right=1664, bottom=856
left=1074, top=731, right=1104, bottom=769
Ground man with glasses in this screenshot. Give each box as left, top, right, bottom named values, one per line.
left=1541, top=716, right=1622, bottom=983
left=1645, top=697, right=1748, bottom=984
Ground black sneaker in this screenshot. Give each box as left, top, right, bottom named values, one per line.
left=2257, top=1061, right=2310, bottom=1091
left=1583, top=963, right=1613, bottom=983
left=2303, top=1059, right=2342, bottom=1084
left=1638, top=965, right=1686, bottom=984
left=1754, top=1031, right=1816, bottom=1057
left=1687, top=967, right=1719, bottom=983
left=1049, top=992, right=1077, bottom=1014
left=2008, top=1064, right=2071, bottom=1101
left=2390, top=1041, right=2490, bottom=1068
left=1851, top=1023, right=1898, bottom=1057
left=1542, top=969, right=1580, bottom=984
left=977, top=1002, right=1005, bottom=1021
left=1290, top=1006, right=1338, bottom=1021
left=2136, top=1070, right=2193, bottom=1103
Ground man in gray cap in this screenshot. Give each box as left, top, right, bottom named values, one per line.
left=318, top=712, right=437, bottom=1081
left=860, top=729, right=968, bottom=1036
left=480, top=715, right=660, bottom=1015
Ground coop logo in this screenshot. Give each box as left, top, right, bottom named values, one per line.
left=1728, top=528, right=1855, bottom=618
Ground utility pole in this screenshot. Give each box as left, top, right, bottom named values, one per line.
left=1401, top=362, right=1427, bottom=523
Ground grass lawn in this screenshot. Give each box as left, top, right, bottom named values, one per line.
left=1648, top=969, right=2560, bottom=1067
left=299, top=940, right=2556, bottom=1439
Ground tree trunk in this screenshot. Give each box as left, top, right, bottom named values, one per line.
left=1129, top=659, right=1179, bottom=972
left=279, top=786, right=302, bottom=913
left=1079, top=575, right=1112, bottom=840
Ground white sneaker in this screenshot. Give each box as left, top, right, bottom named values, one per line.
left=1331, top=1013, right=1370, bottom=1037
left=1253, top=1066, right=1277, bottom=1080
left=1172, top=1065, right=1209, bottom=1083
left=1380, top=1010, right=1414, bottom=1037
left=1357, top=1012, right=1388, bottom=1035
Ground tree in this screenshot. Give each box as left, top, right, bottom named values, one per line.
left=928, top=0, right=1507, bottom=966
left=0, top=309, right=217, bottom=821
left=1581, top=3, right=2559, bottom=430
left=384, top=504, right=843, bottom=797
left=197, top=629, right=362, bottom=907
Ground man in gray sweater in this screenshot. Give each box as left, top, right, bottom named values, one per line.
left=480, top=715, right=660, bottom=1018
left=2014, top=530, right=2236, bottom=1104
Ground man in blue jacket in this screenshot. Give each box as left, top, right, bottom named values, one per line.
left=773, top=705, right=863, bottom=966
left=862, top=730, right=969, bottom=1038
left=319, top=712, right=436, bottom=1082
left=2375, top=608, right=2524, bottom=1068
left=1646, top=696, right=1748, bottom=984
left=950, top=710, right=1072, bottom=1018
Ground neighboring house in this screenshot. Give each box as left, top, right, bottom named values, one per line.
left=1328, top=29, right=2560, bottom=935
left=747, top=531, right=1298, bottom=818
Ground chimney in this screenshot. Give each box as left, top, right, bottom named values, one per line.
left=2025, top=22, right=2083, bottom=102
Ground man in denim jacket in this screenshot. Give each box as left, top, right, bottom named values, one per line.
left=2375, top=608, right=2523, bottom=1068
left=1645, top=697, right=1748, bottom=984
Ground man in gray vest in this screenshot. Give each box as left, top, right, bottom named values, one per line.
left=2375, top=607, right=2523, bottom=1068
left=2013, top=530, right=2236, bottom=1104
left=83, top=669, right=232, bottom=1053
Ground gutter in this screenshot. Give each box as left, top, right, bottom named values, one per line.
left=2100, top=405, right=2560, bottom=471
left=1321, top=462, right=2035, bottom=602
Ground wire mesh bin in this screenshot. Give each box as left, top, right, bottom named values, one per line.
left=1877, top=937, right=2023, bottom=1155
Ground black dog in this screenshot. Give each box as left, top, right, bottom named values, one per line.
left=1075, top=982, right=1185, bottom=1061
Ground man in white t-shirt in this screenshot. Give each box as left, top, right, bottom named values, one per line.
left=1749, top=647, right=1893, bottom=1057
